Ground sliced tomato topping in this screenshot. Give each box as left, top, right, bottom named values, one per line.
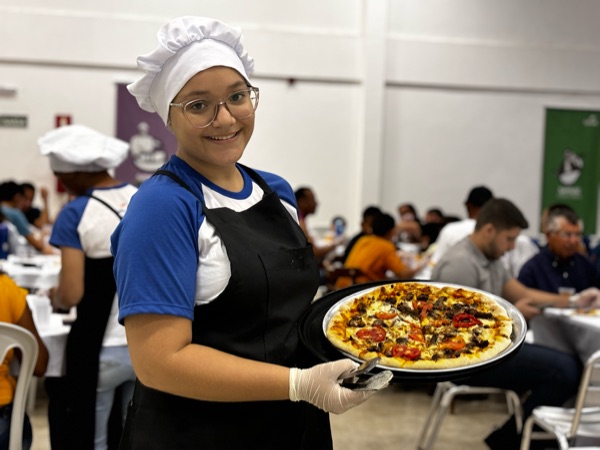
left=356, top=326, right=386, bottom=342
left=452, top=312, right=482, bottom=328
left=408, top=331, right=425, bottom=342
left=420, top=302, right=433, bottom=319
left=375, top=311, right=398, bottom=320
left=392, top=344, right=421, bottom=360
left=440, top=337, right=466, bottom=351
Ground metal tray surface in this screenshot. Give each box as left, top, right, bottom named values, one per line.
left=299, top=280, right=527, bottom=382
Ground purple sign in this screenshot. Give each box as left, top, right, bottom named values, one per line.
left=115, top=83, right=177, bottom=185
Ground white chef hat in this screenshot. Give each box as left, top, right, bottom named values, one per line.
left=38, top=124, right=129, bottom=173
left=127, top=16, right=255, bottom=124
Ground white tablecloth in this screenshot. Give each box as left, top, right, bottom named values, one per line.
left=1, top=254, right=61, bottom=291
left=39, top=314, right=71, bottom=377
left=26, top=293, right=71, bottom=378
left=530, top=308, right=600, bottom=363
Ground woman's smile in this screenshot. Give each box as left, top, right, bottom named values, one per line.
left=205, top=130, right=240, bottom=141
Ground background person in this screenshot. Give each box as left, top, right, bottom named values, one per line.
left=430, top=185, right=539, bottom=277
left=341, top=205, right=382, bottom=264
left=396, top=202, right=422, bottom=244
left=20, top=182, right=53, bottom=230
left=111, top=16, right=381, bottom=450
left=337, top=213, right=427, bottom=289
left=0, top=181, right=54, bottom=255
left=518, top=204, right=600, bottom=293
left=295, top=186, right=339, bottom=260
left=0, top=270, right=48, bottom=450
left=423, top=207, right=445, bottom=225
left=39, top=124, right=138, bottom=450
left=430, top=185, right=494, bottom=264
left=431, top=198, right=598, bottom=449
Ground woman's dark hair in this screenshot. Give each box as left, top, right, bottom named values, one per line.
left=0, top=181, right=23, bottom=202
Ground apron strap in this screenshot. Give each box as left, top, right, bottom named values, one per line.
left=153, top=170, right=197, bottom=197
left=81, top=193, right=123, bottom=219
left=153, top=165, right=274, bottom=202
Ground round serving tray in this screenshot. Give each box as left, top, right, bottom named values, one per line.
left=299, top=280, right=528, bottom=382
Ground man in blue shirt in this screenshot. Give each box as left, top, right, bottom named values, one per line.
left=518, top=205, right=600, bottom=293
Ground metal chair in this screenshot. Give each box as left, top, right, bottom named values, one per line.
left=0, top=322, right=39, bottom=450
left=417, top=381, right=523, bottom=450
left=520, top=349, right=600, bottom=450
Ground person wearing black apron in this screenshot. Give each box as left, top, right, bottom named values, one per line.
left=112, top=16, right=383, bottom=450
left=39, top=125, right=138, bottom=450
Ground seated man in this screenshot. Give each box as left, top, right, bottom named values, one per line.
left=336, top=213, right=425, bottom=289
left=431, top=185, right=539, bottom=277
left=518, top=204, right=600, bottom=293
left=294, top=187, right=338, bottom=260
left=431, top=198, right=599, bottom=450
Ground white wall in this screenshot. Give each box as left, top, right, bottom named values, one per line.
left=383, top=0, right=600, bottom=234
left=1, top=0, right=600, bottom=237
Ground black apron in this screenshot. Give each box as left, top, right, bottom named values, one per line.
left=119, top=166, right=332, bottom=450
left=63, top=195, right=124, bottom=450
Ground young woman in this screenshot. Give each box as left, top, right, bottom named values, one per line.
left=111, top=16, right=383, bottom=450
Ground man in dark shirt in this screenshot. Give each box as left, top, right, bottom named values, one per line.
left=518, top=205, right=600, bottom=293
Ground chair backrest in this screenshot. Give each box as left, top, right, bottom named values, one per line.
left=0, top=323, right=38, bottom=450
left=324, top=267, right=366, bottom=291
left=570, top=349, right=600, bottom=436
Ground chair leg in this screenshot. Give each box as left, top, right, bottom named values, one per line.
left=420, top=388, right=458, bottom=450
left=520, top=416, right=535, bottom=450
left=556, top=435, right=569, bottom=450
left=416, top=382, right=449, bottom=450
left=505, top=390, right=523, bottom=433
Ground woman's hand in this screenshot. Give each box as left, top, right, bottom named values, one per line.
left=289, top=359, right=385, bottom=414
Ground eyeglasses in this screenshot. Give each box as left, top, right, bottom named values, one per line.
left=552, top=230, right=583, bottom=239
left=169, top=87, right=259, bottom=129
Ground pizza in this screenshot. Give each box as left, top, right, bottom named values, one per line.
left=573, top=308, right=600, bottom=316
left=325, top=282, right=513, bottom=370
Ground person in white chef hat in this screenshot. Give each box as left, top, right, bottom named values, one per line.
left=110, top=16, right=386, bottom=450
left=39, top=124, right=138, bottom=450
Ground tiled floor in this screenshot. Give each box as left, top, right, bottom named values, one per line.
left=28, top=380, right=511, bottom=450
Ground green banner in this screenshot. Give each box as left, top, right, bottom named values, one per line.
left=541, top=108, right=600, bottom=234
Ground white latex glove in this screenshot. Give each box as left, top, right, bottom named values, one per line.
left=572, top=287, right=600, bottom=308
left=289, top=359, right=382, bottom=414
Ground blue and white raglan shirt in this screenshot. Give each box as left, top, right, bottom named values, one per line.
left=50, top=183, right=138, bottom=346
left=111, top=155, right=298, bottom=324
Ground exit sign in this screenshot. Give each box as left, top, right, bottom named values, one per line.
left=0, top=115, right=27, bottom=128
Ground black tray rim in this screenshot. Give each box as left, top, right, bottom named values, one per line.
left=299, top=280, right=528, bottom=382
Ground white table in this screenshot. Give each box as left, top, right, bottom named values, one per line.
left=38, top=313, right=71, bottom=377
left=0, top=254, right=61, bottom=292
left=530, top=308, right=600, bottom=363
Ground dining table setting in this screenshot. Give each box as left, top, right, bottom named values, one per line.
left=0, top=253, right=61, bottom=293
left=530, top=307, right=600, bottom=364
left=0, top=253, right=70, bottom=371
